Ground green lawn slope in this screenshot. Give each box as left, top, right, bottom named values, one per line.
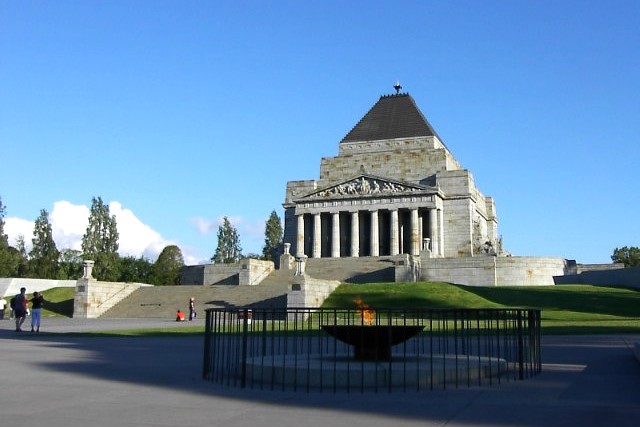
left=322, top=282, right=640, bottom=334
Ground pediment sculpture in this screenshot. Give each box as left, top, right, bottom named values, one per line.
left=304, top=176, right=432, bottom=199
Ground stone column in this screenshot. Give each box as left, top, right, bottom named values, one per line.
left=429, top=208, right=438, bottom=255
left=350, top=211, right=359, bottom=257
left=82, top=260, right=95, bottom=279
left=438, top=209, right=445, bottom=257
left=312, top=213, right=322, bottom=258
left=410, top=208, right=420, bottom=255
left=296, top=214, right=305, bottom=257
left=331, top=212, right=340, bottom=258
left=370, top=209, right=379, bottom=256
left=390, top=209, right=399, bottom=256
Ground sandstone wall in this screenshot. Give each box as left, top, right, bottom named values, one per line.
left=554, top=266, right=640, bottom=289
left=239, top=259, right=275, bottom=286
left=73, top=279, right=148, bottom=319
left=287, top=275, right=341, bottom=309
left=180, top=261, right=274, bottom=286
left=420, top=256, right=568, bottom=286
left=320, top=137, right=454, bottom=186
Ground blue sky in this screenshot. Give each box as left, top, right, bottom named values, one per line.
left=1, top=0, right=638, bottom=265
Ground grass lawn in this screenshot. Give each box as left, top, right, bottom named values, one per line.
left=322, top=282, right=640, bottom=335
left=39, top=287, right=75, bottom=317
left=37, top=282, right=640, bottom=335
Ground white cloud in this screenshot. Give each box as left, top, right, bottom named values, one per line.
left=50, top=200, right=89, bottom=251
left=108, top=201, right=166, bottom=259
left=4, top=217, right=34, bottom=247
left=190, top=217, right=218, bottom=235
left=4, top=200, right=197, bottom=263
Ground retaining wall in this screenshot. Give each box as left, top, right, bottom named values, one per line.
left=73, top=278, right=149, bottom=319
left=419, top=256, right=569, bottom=286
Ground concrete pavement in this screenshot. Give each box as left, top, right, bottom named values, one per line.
left=1, top=318, right=639, bottom=427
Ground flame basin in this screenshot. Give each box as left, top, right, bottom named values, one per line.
left=321, top=325, right=424, bottom=361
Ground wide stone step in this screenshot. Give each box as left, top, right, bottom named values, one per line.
left=101, top=258, right=394, bottom=318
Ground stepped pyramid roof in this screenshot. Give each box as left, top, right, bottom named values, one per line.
left=340, top=93, right=441, bottom=143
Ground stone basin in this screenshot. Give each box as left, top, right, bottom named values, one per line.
left=321, top=325, right=424, bottom=361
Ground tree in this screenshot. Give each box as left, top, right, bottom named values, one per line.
left=0, top=197, right=21, bottom=277
left=81, top=197, right=120, bottom=281
left=152, top=245, right=184, bottom=285
left=0, top=196, right=8, bottom=248
left=118, top=255, right=153, bottom=283
left=58, top=248, right=83, bottom=279
left=29, top=209, right=60, bottom=279
left=211, top=217, right=242, bottom=264
left=14, top=234, right=30, bottom=277
left=611, top=246, right=640, bottom=267
left=262, top=210, right=283, bottom=261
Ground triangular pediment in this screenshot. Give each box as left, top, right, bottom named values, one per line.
left=298, top=175, right=436, bottom=201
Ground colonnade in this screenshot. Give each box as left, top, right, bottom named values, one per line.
left=295, top=207, right=441, bottom=258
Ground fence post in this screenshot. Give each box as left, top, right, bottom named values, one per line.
left=202, top=309, right=211, bottom=379
left=240, top=308, right=249, bottom=388
left=517, top=310, right=524, bottom=380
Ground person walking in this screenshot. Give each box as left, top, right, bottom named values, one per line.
left=13, top=287, right=28, bottom=332
left=189, top=297, right=196, bottom=321
left=0, top=296, right=6, bottom=320
left=30, top=291, right=45, bottom=332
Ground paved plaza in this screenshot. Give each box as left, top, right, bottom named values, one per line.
left=1, top=318, right=639, bottom=427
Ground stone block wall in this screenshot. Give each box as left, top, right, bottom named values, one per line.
left=319, top=137, right=455, bottom=186
left=238, top=259, right=275, bottom=286
left=202, top=264, right=239, bottom=285
left=495, top=257, right=569, bottom=286
left=287, top=275, right=341, bottom=309
left=179, top=265, right=205, bottom=286
left=180, top=261, right=275, bottom=287
left=73, top=279, right=148, bottom=319
left=441, top=198, right=474, bottom=257
left=554, top=266, right=640, bottom=289
left=419, top=256, right=568, bottom=286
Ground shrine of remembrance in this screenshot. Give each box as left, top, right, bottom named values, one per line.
left=283, top=89, right=498, bottom=261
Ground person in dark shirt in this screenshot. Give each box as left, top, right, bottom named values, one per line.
left=13, top=287, right=28, bottom=332
left=30, top=291, right=44, bottom=332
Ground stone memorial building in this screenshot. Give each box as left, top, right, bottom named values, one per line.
left=179, top=86, right=617, bottom=288
left=283, top=89, right=499, bottom=260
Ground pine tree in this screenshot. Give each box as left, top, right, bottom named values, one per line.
left=81, top=197, right=120, bottom=281
left=0, top=197, right=21, bottom=277
left=211, top=217, right=242, bottom=264
left=0, top=197, right=8, bottom=249
left=262, top=210, right=283, bottom=261
left=29, top=209, right=60, bottom=279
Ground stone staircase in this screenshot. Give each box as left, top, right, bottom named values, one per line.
left=101, top=257, right=396, bottom=318
left=305, top=256, right=396, bottom=283
left=102, top=269, right=295, bottom=318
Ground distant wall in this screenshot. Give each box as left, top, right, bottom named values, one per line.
left=1, top=278, right=76, bottom=298
left=554, top=266, right=640, bottom=290
left=180, top=260, right=275, bottom=287
left=180, top=264, right=239, bottom=286
left=419, top=256, right=569, bottom=286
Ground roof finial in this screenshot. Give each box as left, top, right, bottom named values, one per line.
left=393, top=81, right=402, bottom=94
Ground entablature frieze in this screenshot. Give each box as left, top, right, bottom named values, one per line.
left=294, top=195, right=437, bottom=215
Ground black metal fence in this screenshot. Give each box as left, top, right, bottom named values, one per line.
left=203, top=307, right=541, bottom=392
